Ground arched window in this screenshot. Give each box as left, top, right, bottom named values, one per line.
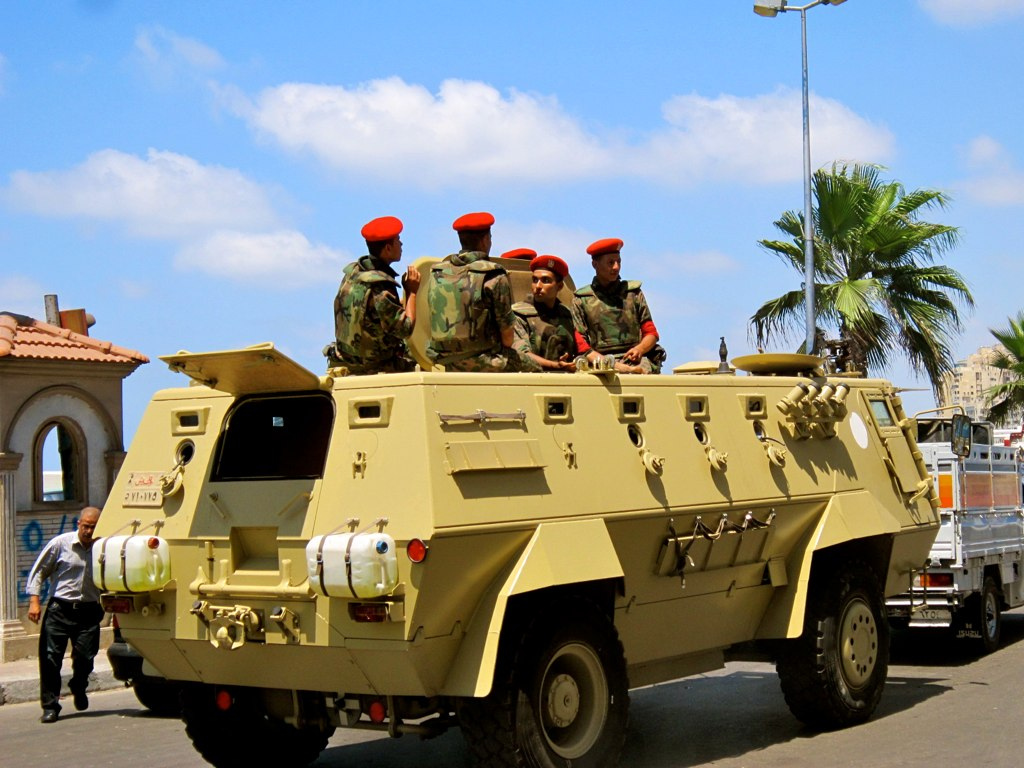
left=34, top=419, right=86, bottom=506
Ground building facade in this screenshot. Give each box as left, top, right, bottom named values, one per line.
left=0, top=300, right=147, bottom=660
left=937, top=345, right=1018, bottom=424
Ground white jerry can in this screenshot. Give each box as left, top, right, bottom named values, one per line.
left=306, top=532, right=398, bottom=599
left=92, top=535, right=173, bottom=593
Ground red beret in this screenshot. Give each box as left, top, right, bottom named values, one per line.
left=453, top=211, right=495, bottom=232
left=501, top=248, right=537, bottom=260
left=530, top=254, right=569, bottom=280
left=361, top=216, right=403, bottom=242
left=586, top=237, right=623, bottom=257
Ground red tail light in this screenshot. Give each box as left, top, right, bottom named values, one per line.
left=921, top=572, right=954, bottom=588
left=350, top=603, right=389, bottom=623
left=101, top=595, right=134, bottom=614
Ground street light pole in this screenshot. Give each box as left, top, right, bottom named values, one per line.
left=753, top=0, right=847, bottom=355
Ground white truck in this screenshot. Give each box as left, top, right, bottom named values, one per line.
left=887, top=414, right=1024, bottom=652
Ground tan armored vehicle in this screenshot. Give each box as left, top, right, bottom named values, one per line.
left=94, top=257, right=945, bottom=768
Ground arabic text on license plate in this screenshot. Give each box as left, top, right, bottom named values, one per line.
left=124, top=472, right=162, bottom=508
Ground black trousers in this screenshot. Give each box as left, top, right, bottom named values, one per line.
left=38, top=599, right=103, bottom=712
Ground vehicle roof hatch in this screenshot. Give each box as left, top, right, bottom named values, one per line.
left=159, top=343, right=320, bottom=394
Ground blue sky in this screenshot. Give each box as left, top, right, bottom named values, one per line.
left=2, top=0, right=1023, bottom=434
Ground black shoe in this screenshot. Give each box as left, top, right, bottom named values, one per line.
left=72, top=689, right=89, bottom=711
left=40, top=710, right=59, bottom=724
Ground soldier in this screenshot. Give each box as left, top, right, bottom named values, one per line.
left=512, top=255, right=579, bottom=372
left=572, top=237, right=666, bottom=374
left=426, top=212, right=521, bottom=371
left=330, top=216, right=420, bottom=374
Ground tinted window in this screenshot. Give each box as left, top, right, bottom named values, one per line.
left=869, top=399, right=895, bottom=428
left=212, top=393, right=334, bottom=481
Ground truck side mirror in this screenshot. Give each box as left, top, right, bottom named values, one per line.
left=951, top=414, right=972, bottom=458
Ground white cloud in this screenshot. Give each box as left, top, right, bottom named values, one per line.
left=5, top=149, right=280, bottom=237
left=232, top=77, right=892, bottom=189
left=175, top=230, right=346, bottom=288
left=0, top=275, right=46, bottom=316
left=134, top=26, right=225, bottom=78
left=919, top=0, right=1024, bottom=27
left=632, top=89, right=894, bottom=185
left=959, top=135, right=1024, bottom=206
left=240, top=77, right=611, bottom=188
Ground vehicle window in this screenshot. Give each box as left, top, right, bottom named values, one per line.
left=917, top=420, right=951, bottom=444
left=211, top=393, right=334, bottom=481
left=869, top=399, right=895, bottom=428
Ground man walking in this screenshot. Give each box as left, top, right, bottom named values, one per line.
left=26, top=506, right=105, bottom=723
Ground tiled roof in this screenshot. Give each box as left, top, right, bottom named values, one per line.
left=0, top=312, right=149, bottom=366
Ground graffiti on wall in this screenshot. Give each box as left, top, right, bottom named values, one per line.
left=16, top=512, right=78, bottom=603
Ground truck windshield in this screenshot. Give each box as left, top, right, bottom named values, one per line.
left=211, top=392, right=334, bottom=481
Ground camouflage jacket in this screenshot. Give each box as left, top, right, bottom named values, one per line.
left=572, top=278, right=666, bottom=372
left=512, top=297, right=577, bottom=370
left=333, top=256, right=415, bottom=373
left=426, top=251, right=514, bottom=364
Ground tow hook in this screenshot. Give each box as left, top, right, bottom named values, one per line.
left=201, top=605, right=262, bottom=650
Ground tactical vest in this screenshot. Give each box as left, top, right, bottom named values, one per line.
left=512, top=301, right=576, bottom=361
left=427, top=255, right=505, bottom=361
left=574, top=281, right=644, bottom=354
left=334, top=262, right=400, bottom=363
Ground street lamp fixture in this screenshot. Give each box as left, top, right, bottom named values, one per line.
left=754, top=0, right=849, bottom=354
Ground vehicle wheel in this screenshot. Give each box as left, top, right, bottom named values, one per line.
left=776, top=559, right=889, bottom=730
left=181, top=684, right=332, bottom=768
left=459, top=600, right=629, bottom=768
left=132, top=675, right=182, bottom=717
left=958, top=576, right=1002, bottom=654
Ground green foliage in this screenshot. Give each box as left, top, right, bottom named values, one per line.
left=751, top=162, right=974, bottom=395
left=985, top=312, right=1024, bottom=425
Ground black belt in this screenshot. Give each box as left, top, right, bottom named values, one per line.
left=50, top=598, right=99, bottom=611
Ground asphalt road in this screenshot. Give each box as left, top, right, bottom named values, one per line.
left=3, top=614, right=1024, bottom=768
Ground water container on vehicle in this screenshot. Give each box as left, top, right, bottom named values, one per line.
left=92, top=535, right=172, bottom=593
left=306, top=532, right=398, bottom=598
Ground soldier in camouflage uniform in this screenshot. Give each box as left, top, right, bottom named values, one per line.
left=328, top=216, right=420, bottom=374
left=426, top=212, right=522, bottom=372
left=512, top=254, right=579, bottom=372
left=572, top=237, right=666, bottom=374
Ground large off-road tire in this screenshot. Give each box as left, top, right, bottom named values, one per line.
left=181, top=684, right=333, bottom=768
left=459, top=600, right=629, bottom=768
left=132, top=675, right=182, bottom=717
left=957, top=576, right=1002, bottom=654
left=776, top=559, right=889, bottom=730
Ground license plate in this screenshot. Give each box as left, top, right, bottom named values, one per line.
left=911, top=607, right=952, bottom=625
left=123, top=472, right=163, bottom=508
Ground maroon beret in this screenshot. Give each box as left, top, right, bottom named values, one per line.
left=360, top=216, right=403, bottom=242
left=501, top=248, right=537, bottom=260
left=530, top=254, right=569, bottom=280
left=586, top=237, right=624, bottom=257
left=453, top=211, right=495, bottom=232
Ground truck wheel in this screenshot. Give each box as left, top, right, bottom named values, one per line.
left=460, top=601, right=628, bottom=768
left=131, top=675, right=181, bottom=716
left=181, top=684, right=332, bottom=768
left=958, top=576, right=1002, bottom=654
left=776, top=560, right=889, bottom=730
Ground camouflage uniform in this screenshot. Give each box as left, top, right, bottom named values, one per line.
left=572, top=278, right=666, bottom=374
left=512, top=296, right=578, bottom=372
left=331, top=255, right=415, bottom=374
left=427, top=251, right=519, bottom=372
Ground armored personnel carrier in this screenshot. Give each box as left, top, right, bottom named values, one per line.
left=94, top=257, right=946, bottom=768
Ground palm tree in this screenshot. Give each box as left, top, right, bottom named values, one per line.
left=751, top=162, right=974, bottom=395
left=985, top=312, right=1024, bottom=426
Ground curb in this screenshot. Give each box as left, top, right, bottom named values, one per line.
left=1, top=667, right=124, bottom=706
